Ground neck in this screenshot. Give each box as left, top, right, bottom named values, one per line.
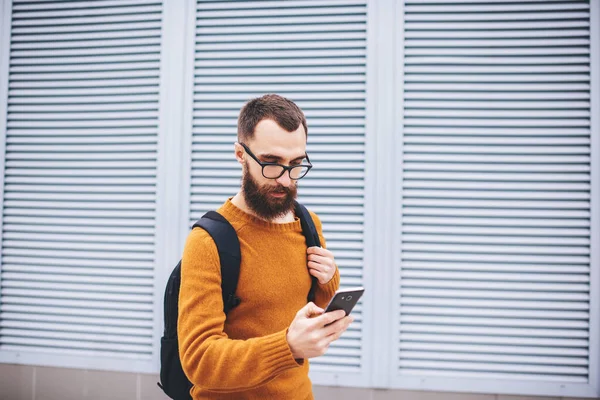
left=231, top=191, right=295, bottom=223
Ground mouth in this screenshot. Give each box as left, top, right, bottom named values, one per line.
left=269, top=191, right=287, bottom=198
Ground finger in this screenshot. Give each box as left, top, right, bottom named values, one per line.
left=307, top=247, right=332, bottom=257
left=300, top=302, right=324, bottom=318
left=309, top=270, right=327, bottom=284
left=325, top=328, right=346, bottom=345
left=308, top=269, right=326, bottom=282
left=323, top=315, right=351, bottom=336
left=307, top=254, right=332, bottom=266
left=316, top=309, right=346, bottom=326
left=308, top=261, right=327, bottom=272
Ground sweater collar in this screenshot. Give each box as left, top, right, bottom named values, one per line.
left=220, top=198, right=302, bottom=232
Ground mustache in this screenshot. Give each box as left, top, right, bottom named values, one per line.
left=268, top=186, right=292, bottom=194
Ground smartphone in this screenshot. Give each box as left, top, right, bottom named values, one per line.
left=324, top=287, right=364, bottom=316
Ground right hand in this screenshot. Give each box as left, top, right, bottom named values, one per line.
left=286, top=302, right=354, bottom=360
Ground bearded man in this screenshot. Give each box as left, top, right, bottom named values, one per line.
left=178, top=94, right=351, bottom=400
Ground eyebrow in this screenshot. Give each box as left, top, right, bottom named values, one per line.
left=259, top=153, right=307, bottom=163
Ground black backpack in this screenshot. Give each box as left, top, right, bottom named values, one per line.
left=157, top=202, right=321, bottom=400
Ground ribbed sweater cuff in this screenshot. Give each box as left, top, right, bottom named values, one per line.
left=318, top=266, right=340, bottom=299
left=262, top=329, right=304, bottom=374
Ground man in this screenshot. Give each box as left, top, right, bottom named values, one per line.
left=178, top=94, right=353, bottom=399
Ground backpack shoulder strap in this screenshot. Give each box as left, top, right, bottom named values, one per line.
left=294, top=202, right=321, bottom=303
left=193, top=211, right=242, bottom=314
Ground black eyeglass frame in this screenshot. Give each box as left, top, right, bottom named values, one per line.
left=239, top=142, right=313, bottom=180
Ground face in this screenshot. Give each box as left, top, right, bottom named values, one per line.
left=236, top=119, right=307, bottom=220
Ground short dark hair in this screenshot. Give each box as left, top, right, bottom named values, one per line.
left=237, top=94, right=308, bottom=142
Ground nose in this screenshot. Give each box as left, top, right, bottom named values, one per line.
left=275, top=171, right=292, bottom=187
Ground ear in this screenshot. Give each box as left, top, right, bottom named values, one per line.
left=234, top=142, right=245, bottom=164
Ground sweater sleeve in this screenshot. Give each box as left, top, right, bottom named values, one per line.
left=308, top=211, right=341, bottom=309
left=178, top=228, right=301, bottom=392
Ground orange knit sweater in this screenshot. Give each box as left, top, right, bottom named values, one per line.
left=178, top=199, right=340, bottom=400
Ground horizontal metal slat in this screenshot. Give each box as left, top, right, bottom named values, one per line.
left=11, top=37, right=161, bottom=51
left=195, top=40, right=366, bottom=52
left=399, top=341, right=588, bottom=357
left=400, top=323, right=588, bottom=339
left=1, top=295, right=153, bottom=311
left=402, top=207, right=589, bottom=218
left=403, top=181, right=589, bottom=191
left=197, top=6, right=365, bottom=19
left=2, top=271, right=153, bottom=286
left=401, top=278, right=588, bottom=292
left=2, top=247, right=154, bottom=261
left=397, top=368, right=587, bottom=383
left=0, top=312, right=153, bottom=335
left=1, top=264, right=153, bottom=278
left=0, top=336, right=151, bottom=354
left=400, top=351, right=587, bottom=368
left=11, top=13, right=162, bottom=27
left=405, top=11, right=589, bottom=22
left=197, top=22, right=365, bottom=35
left=196, top=15, right=366, bottom=27
left=10, top=70, right=159, bottom=82
left=405, top=109, right=589, bottom=118
left=1, top=288, right=152, bottom=303
left=1, top=320, right=151, bottom=338
left=406, top=2, right=589, bottom=13
left=404, top=170, right=590, bottom=181
left=402, top=252, right=589, bottom=265
left=400, top=315, right=588, bottom=330
left=197, top=32, right=366, bottom=44
left=404, top=99, right=590, bottom=109
left=400, top=306, right=589, bottom=320
left=400, top=296, right=589, bottom=310
left=404, top=55, right=590, bottom=65
left=404, top=29, right=589, bottom=39
left=11, top=45, right=161, bottom=58
left=399, top=332, right=587, bottom=348
left=406, top=38, right=589, bottom=48
left=403, top=163, right=590, bottom=173
left=13, top=4, right=161, bottom=18
left=10, top=77, right=160, bottom=88
left=404, top=20, right=589, bottom=31
left=3, top=232, right=153, bottom=245
left=400, top=260, right=590, bottom=274
left=10, top=54, right=159, bottom=66
left=7, top=120, right=159, bottom=128
left=7, top=128, right=158, bottom=138
left=196, top=0, right=366, bottom=11
left=1, top=305, right=153, bottom=321
left=398, top=359, right=587, bottom=376
left=403, top=154, right=591, bottom=164
left=402, top=234, right=588, bottom=247
left=404, top=190, right=590, bottom=202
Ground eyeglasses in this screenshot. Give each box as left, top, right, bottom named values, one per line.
left=239, top=142, right=312, bottom=180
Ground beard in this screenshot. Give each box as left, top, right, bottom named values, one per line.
left=242, top=165, right=298, bottom=221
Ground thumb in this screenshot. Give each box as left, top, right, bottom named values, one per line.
left=302, top=302, right=324, bottom=318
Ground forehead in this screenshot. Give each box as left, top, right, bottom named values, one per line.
left=249, top=119, right=307, bottom=157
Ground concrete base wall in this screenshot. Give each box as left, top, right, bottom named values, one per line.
left=0, top=364, right=590, bottom=400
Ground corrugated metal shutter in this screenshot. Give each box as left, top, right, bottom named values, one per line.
left=0, top=1, right=162, bottom=363
left=190, top=0, right=367, bottom=376
left=399, top=0, right=592, bottom=385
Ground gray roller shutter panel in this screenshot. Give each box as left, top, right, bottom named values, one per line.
left=0, top=0, right=163, bottom=371
left=190, top=0, right=368, bottom=385
left=397, top=0, right=599, bottom=397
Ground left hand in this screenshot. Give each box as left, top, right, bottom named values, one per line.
left=307, top=246, right=336, bottom=285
